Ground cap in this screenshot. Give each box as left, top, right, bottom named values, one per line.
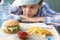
left=12, top=0, right=41, bottom=6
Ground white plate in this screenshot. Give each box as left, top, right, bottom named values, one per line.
left=20, top=23, right=52, bottom=30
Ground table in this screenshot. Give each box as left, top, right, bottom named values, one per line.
left=0, top=23, right=60, bottom=40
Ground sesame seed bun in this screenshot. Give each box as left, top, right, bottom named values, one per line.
left=2, top=19, right=19, bottom=27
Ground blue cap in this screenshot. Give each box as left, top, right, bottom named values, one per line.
left=12, top=0, right=41, bottom=6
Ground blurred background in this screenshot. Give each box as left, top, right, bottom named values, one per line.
left=7, top=0, right=60, bottom=13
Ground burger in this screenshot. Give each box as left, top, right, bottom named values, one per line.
left=1, top=19, right=20, bottom=34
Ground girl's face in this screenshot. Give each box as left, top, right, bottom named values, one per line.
left=21, top=3, right=42, bottom=17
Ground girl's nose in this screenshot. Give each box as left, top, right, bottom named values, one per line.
left=25, top=8, right=30, bottom=16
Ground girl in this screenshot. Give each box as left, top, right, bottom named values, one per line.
left=11, top=0, right=60, bottom=24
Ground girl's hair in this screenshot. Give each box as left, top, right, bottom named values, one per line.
left=0, top=0, right=1, bottom=2
left=39, top=0, right=43, bottom=4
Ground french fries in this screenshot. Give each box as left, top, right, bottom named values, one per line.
left=27, top=26, right=51, bottom=38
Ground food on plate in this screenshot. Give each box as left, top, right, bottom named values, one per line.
left=1, top=19, right=20, bottom=34
left=39, top=28, right=51, bottom=38
left=27, top=26, right=51, bottom=38
left=17, top=31, right=28, bottom=40
left=27, top=26, right=41, bottom=35
left=39, top=28, right=51, bottom=36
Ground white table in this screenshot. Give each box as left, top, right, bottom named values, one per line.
left=0, top=23, right=60, bottom=40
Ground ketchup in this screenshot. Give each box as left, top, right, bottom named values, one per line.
left=17, top=31, right=28, bottom=40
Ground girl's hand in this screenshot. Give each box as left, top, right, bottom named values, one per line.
left=20, top=15, right=44, bottom=23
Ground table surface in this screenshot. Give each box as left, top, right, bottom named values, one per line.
left=0, top=23, right=60, bottom=40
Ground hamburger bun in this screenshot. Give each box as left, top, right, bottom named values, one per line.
left=2, top=19, right=19, bottom=27
left=1, top=19, right=20, bottom=34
